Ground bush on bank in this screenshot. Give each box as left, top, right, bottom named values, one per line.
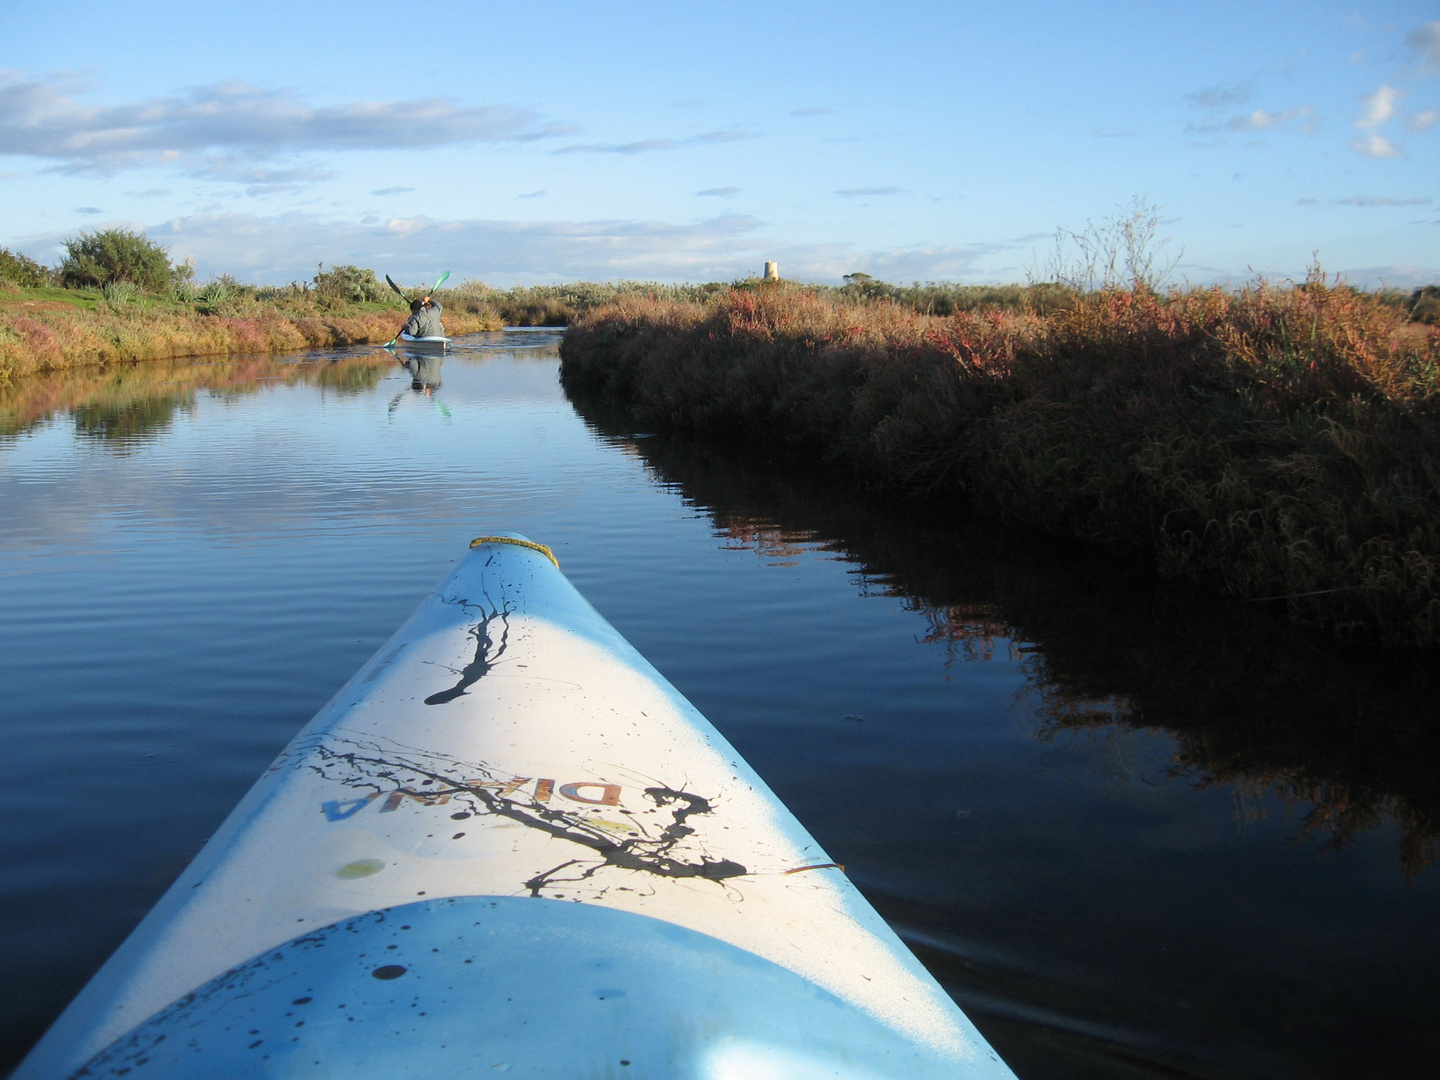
left=57, top=229, right=183, bottom=292
left=559, top=280, right=1440, bottom=648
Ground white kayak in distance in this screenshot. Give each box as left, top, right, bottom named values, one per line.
left=396, top=332, right=451, bottom=350
left=16, top=537, right=1017, bottom=1080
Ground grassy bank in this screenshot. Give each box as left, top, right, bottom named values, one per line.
left=0, top=275, right=725, bottom=379
left=560, top=280, right=1440, bottom=648
left=0, top=285, right=501, bottom=380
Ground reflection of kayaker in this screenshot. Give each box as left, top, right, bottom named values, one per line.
left=405, top=355, right=444, bottom=392
left=401, top=294, right=445, bottom=338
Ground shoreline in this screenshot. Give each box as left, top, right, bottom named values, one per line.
left=559, top=284, right=1440, bottom=649
left=0, top=290, right=502, bottom=380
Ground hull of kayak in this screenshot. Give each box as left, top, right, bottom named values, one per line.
left=15, top=536, right=1016, bottom=1080
left=397, top=332, right=450, bottom=349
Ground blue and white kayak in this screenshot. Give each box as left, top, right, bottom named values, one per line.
left=397, top=332, right=451, bottom=349
left=16, top=537, right=1017, bottom=1080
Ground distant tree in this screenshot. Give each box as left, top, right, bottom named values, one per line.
left=840, top=271, right=894, bottom=300
left=0, top=247, right=49, bottom=287
left=313, top=263, right=386, bottom=305
left=58, top=228, right=176, bottom=292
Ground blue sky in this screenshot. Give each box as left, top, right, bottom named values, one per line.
left=2, top=0, right=1436, bottom=287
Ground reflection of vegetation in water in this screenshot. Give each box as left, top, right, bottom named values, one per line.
left=0, top=351, right=398, bottom=442
left=309, top=354, right=391, bottom=395
left=572, top=394, right=1440, bottom=879
left=73, top=396, right=187, bottom=446
left=1036, top=710, right=1440, bottom=881
left=1013, top=585, right=1440, bottom=880
left=909, top=601, right=1019, bottom=665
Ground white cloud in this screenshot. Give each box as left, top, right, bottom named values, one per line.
left=1334, top=196, right=1431, bottom=206
left=130, top=210, right=780, bottom=283
left=556, top=138, right=676, bottom=155
left=0, top=71, right=568, bottom=176
left=383, top=215, right=430, bottom=238
left=1407, top=21, right=1440, bottom=71
left=555, top=130, right=753, bottom=155
left=9, top=208, right=1019, bottom=287
left=1185, top=82, right=1252, bottom=109
left=1338, top=264, right=1440, bottom=289
left=841, top=245, right=994, bottom=282
left=1352, top=132, right=1401, bottom=157
left=1357, top=84, right=1404, bottom=129
left=697, top=186, right=740, bottom=197
left=188, top=157, right=334, bottom=187
left=1410, top=109, right=1439, bottom=131
left=371, top=186, right=415, bottom=196
left=1225, top=105, right=1315, bottom=131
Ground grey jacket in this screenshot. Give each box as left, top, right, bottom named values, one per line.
left=402, top=302, right=445, bottom=338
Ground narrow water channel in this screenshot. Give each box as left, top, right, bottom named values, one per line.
left=0, top=333, right=1436, bottom=1078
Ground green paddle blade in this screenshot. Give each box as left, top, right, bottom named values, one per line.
left=433, top=271, right=450, bottom=292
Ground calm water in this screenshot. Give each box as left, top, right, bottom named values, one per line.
left=1, top=333, right=1437, bottom=1078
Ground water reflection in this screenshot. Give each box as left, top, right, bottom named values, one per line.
left=403, top=355, right=444, bottom=391
left=0, top=350, right=397, bottom=444
left=72, top=396, right=188, bottom=448
left=572, top=402, right=1440, bottom=881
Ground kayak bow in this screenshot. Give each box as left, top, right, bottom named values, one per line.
left=15, top=537, right=1016, bottom=1080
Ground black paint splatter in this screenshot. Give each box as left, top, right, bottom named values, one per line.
left=423, top=598, right=511, bottom=705
left=304, top=735, right=747, bottom=897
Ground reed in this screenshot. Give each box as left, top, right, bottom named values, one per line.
left=560, top=280, right=1440, bottom=648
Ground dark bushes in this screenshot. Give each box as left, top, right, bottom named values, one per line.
left=0, top=248, right=49, bottom=287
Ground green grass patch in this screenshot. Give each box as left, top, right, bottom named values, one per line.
left=3, top=285, right=104, bottom=310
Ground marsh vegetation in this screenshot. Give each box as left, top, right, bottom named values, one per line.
left=0, top=231, right=505, bottom=379
left=0, top=231, right=740, bottom=378
left=561, top=272, right=1440, bottom=648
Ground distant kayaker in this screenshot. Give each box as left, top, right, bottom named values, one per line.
left=401, top=294, right=444, bottom=338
